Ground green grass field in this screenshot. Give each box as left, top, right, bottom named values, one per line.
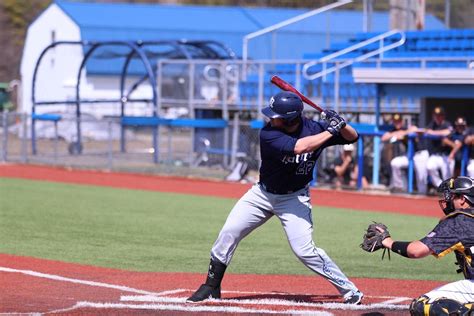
left=0, top=177, right=459, bottom=282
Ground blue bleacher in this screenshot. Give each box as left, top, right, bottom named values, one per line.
left=238, top=30, right=473, bottom=113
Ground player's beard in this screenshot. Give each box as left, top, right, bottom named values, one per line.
left=282, top=116, right=301, bottom=132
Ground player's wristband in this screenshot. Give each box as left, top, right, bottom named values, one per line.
left=391, top=241, right=410, bottom=258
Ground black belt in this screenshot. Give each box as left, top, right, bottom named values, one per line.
left=258, top=182, right=306, bottom=195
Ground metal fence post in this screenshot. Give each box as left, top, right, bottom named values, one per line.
left=167, top=126, right=173, bottom=164
left=357, top=136, right=364, bottom=190
left=21, top=112, right=28, bottom=163
left=189, top=62, right=195, bottom=165
left=54, top=120, right=59, bottom=163
left=2, top=111, right=8, bottom=162
left=107, top=118, right=113, bottom=170
left=221, top=61, right=230, bottom=169
left=230, top=114, right=239, bottom=169
left=407, top=135, right=415, bottom=193
left=333, top=63, right=340, bottom=112
left=372, top=135, right=381, bottom=186
left=460, top=145, right=469, bottom=176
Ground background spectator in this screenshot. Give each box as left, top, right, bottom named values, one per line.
left=466, top=127, right=474, bottom=178
left=382, top=114, right=419, bottom=193
left=334, top=144, right=357, bottom=189
left=327, top=144, right=369, bottom=190
left=442, top=116, right=468, bottom=177
left=423, top=106, right=452, bottom=191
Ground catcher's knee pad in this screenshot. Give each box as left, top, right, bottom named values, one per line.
left=410, top=295, right=472, bottom=316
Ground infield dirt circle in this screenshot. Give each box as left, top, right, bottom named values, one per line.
left=0, top=164, right=445, bottom=315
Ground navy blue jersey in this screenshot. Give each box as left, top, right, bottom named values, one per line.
left=420, top=209, right=474, bottom=280
left=468, top=127, right=474, bottom=159
left=387, top=125, right=408, bottom=157
left=448, top=130, right=467, bottom=161
left=259, top=117, right=355, bottom=193
left=448, top=130, right=466, bottom=143
left=426, top=120, right=452, bottom=155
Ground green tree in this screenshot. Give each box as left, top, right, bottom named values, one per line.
left=0, top=0, right=51, bottom=81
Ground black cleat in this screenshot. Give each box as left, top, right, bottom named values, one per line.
left=344, top=290, right=364, bottom=305
left=186, top=284, right=221, bottom=303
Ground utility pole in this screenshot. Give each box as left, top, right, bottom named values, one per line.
left=445, top=0, right=450, bottom=29
left=363, top=0, right=374, bottom=32
left=390, top=0, right=425, bottom=30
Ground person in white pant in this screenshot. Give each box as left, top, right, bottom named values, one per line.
left=382, top=114, right=428, bottom=194
left=442, top=117, right=469, bottom=177
left=466, top=131, right=474, bottom=178
left=379, top=176, right=474, bottom=315
left=424, top=106, right=452, bottom=190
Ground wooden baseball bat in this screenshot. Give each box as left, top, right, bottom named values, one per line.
left=270, top=75, right=324, bottom=113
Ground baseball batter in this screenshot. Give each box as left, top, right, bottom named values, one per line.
left=187, top=91, right=363, bottom=304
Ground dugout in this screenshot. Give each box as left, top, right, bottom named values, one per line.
left=424, top=98, right=474, bottom=127
left=378, top=84, right=474, bottom=127
left=355, top=82, right=474, bottom=192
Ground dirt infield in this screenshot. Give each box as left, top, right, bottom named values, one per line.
left=0, top=163, right=446, bottom=315
left=1, top=254, right=445, bottom=315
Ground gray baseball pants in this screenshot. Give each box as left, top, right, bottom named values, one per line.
left=210, top=183, right=359, bottom=297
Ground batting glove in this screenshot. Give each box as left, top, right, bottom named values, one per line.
left=322, top=111, right=346, bottom=136
left=321, top=110, right=338, bottom=120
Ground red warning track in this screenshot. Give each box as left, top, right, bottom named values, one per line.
left=0, top=163, right=440, bottom=217
left=0, top=164, right=446, bottom=315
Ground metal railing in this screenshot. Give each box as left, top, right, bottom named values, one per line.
left=241, top=0, right=352, bottom=77
left=354, top=132, right=472, bottom=193
left=302, top=29, right=407, bottom=81
left=355, top=56, right=474, bottom=68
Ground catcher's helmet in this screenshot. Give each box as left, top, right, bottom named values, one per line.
left=437, top=176, right=474, bottom=214
left=262, top=92, right=303, bottom=121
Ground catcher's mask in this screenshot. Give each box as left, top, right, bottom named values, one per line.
left=437, top=176, right=474, bottom=215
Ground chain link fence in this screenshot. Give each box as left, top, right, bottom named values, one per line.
left=2, top=110, right=379, bottom=190
left=0, top=111, right=265, bottom=181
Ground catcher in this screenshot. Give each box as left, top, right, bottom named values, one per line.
left=361, top=176, right=474, bottom=316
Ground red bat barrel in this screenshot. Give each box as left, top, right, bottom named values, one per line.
left=270, top=75, right=324, bottom=113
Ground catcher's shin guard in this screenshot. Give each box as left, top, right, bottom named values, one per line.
left=410, top=295, right=473, bottom=316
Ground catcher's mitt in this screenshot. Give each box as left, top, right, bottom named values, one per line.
left=360, top=222, right=391, bottom=253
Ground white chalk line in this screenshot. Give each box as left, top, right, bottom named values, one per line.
left=0, top=313, right=42, bottom=316
left=0, top=266, right=174, bottom=296
left=1, top=266, right=409, bottom=314
left=46, top=301, right=334, bottom=315
left=121, top=294, right=409, bottom=311
left=380, top=296, right=413, bottom=304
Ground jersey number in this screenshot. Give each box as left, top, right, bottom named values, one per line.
left=296, top=160, right=315, bottom=175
